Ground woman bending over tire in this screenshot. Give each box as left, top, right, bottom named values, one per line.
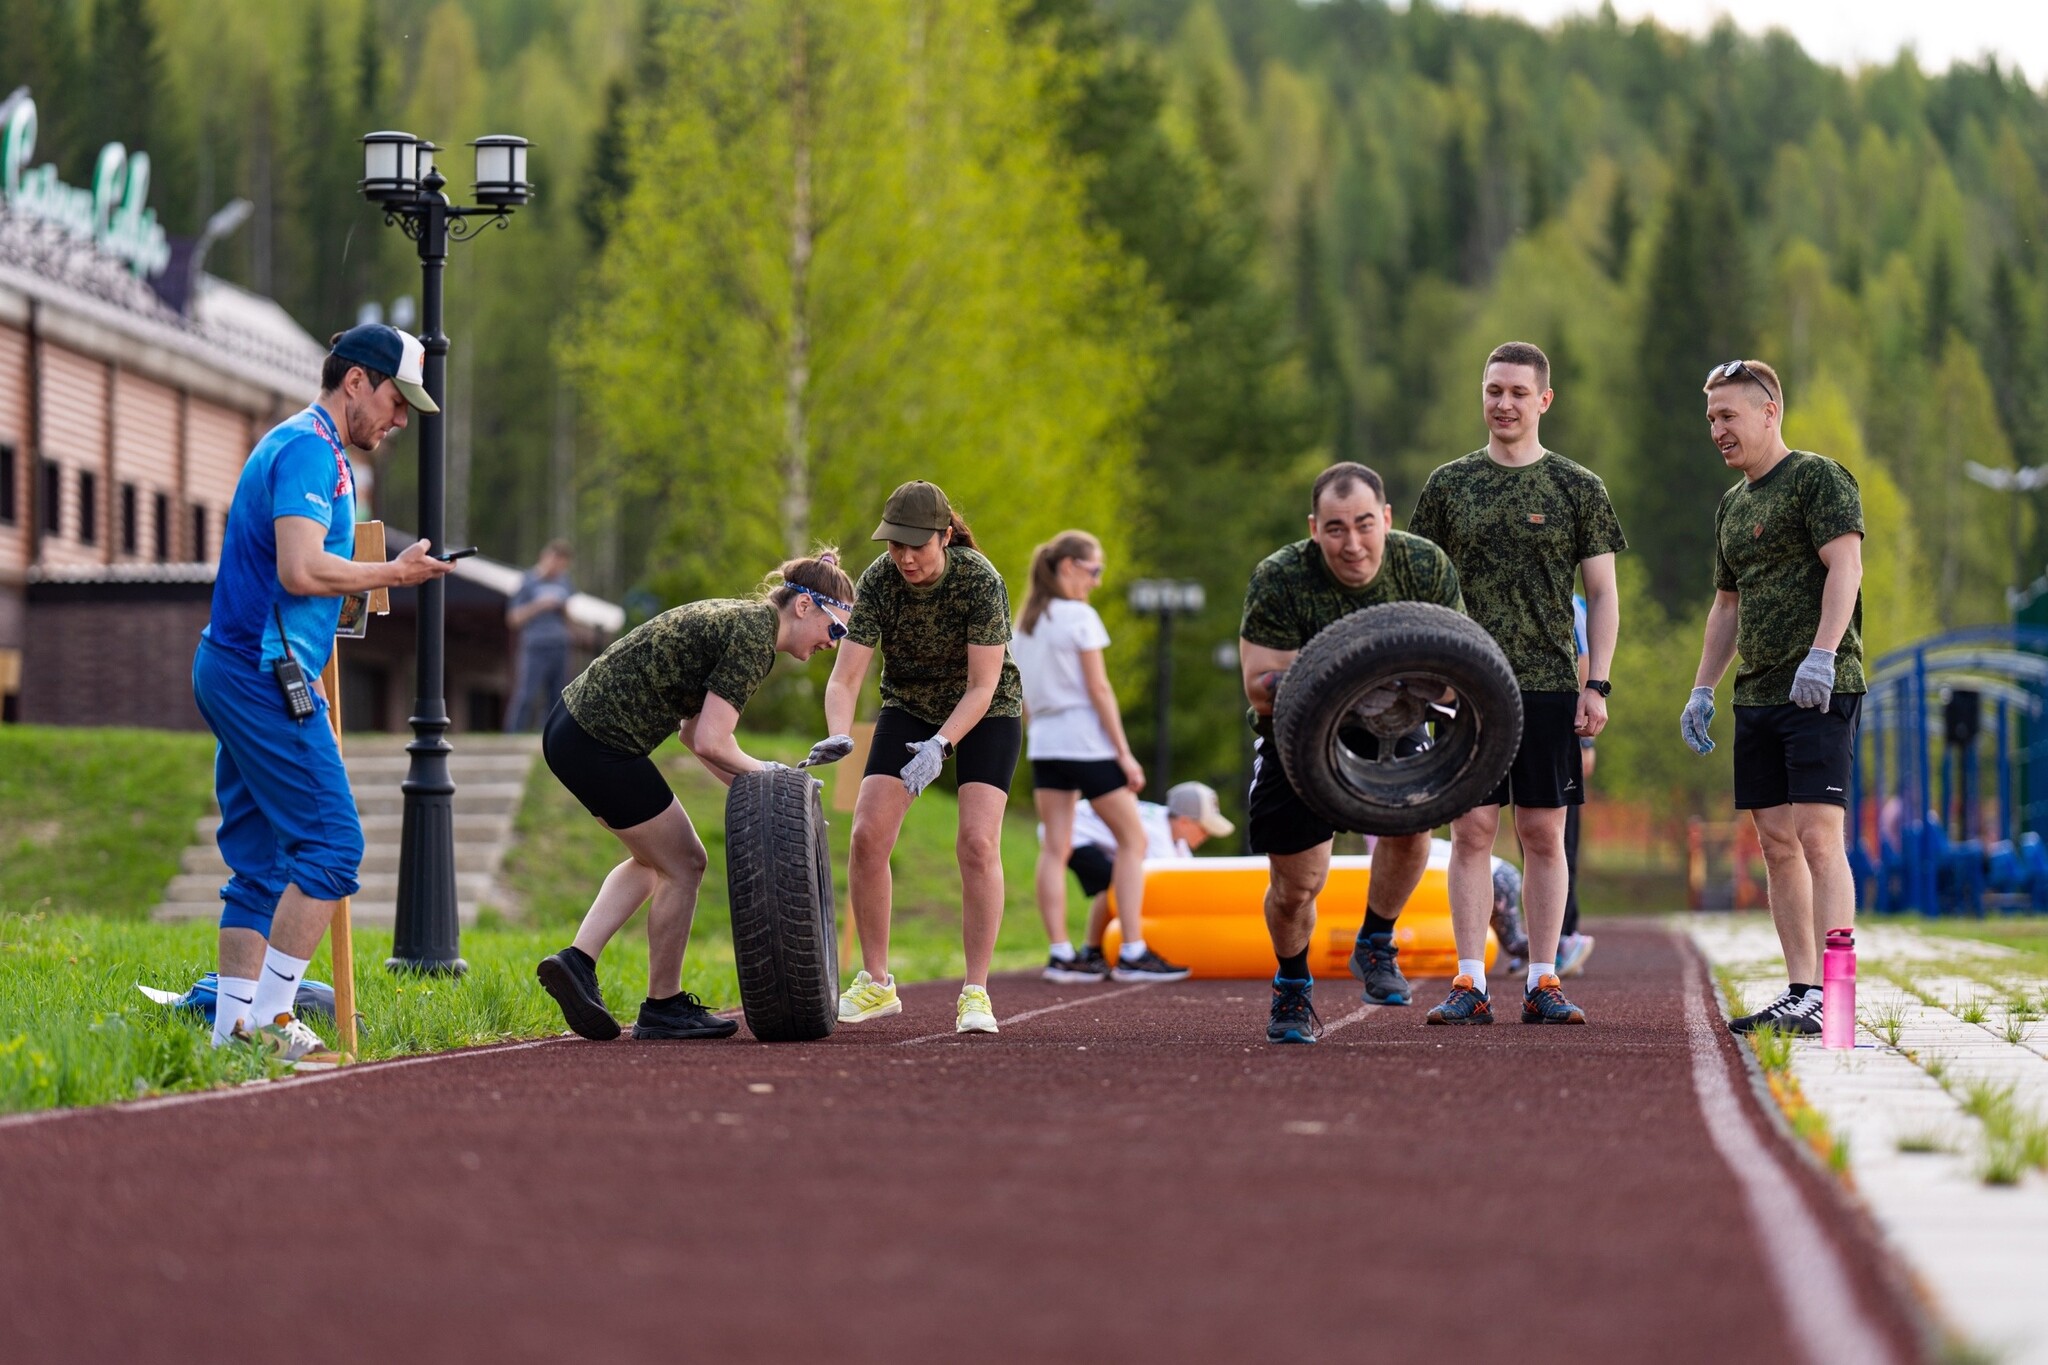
left=1010, top=530, right=1189, bottom=985
left=806, top=481, right=1022, bottom=1035
left=535, top=551, right=856, bottom=1042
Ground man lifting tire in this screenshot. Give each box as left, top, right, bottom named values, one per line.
left=1240, top=461, right=1466, bottom=1044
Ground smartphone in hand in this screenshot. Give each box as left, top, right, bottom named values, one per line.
left=432, top=546, right=479, bottom=563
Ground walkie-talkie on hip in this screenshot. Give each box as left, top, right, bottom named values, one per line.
left=271, top=603, right=316, bottom=722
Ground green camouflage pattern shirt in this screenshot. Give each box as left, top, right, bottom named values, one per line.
left=1712, top=450, right=1866, bottom=706
left=561, top=599, right=779, bottom=756
left=1239, top=531, right=1465, bottom=736
left=1409, top=449, right=1627, bottom=693
left=847, top=546, right=1024, bottom=726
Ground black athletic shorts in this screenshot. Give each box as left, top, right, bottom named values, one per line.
left=1032, top=757, right=1128, bottom=799
left=1246, top=726, right=1428, bottom=857
left=1733, top=694, right=1862, bottom=810
left=1068, top=843, right=1116, bottom=898
left=864, top=706, right=1023, bottom=790
left=543, top=699, right=676, bottom=830
left=1482, top=691, right=1584, bottom=810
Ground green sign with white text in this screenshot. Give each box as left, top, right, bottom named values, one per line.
left=1, top=90, right=172, bottom=279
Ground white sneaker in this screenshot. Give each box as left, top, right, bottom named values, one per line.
left=838, top=970, right=902, bottom=1022
left=956, top=985, right=998, bottom=1034
left=234, top=1013, right=342, bottom=1068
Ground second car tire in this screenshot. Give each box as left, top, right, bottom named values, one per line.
left=725, top=765, right=840, bottom=1042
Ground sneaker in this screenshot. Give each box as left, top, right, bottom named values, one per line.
left=234, top=1013, right=342, bottom=1067
left=1348, top=931, right=1411, bottom=1005
left=956, top=985, right=999, bottom=1033
left=1728, top=989, right=1800, bottom=1035
left=839, top=969, right=902, bottom=1022
left=1770, top=989, right=1823, bottom=1037
left=1557, top=933, right=1597, bottom=979
left=632, top=991, right=740, bottom=1040
left=1043, top=951, right=1109, bottom=984
left=1078, top=945, right=1110, bottom=976
left=1521, top=974, right=1588, bottom=1025
left=1112, top=948, right=1192, bottom=982
left=1266, top=976, right=1323, bottom=1044
left=1424, top=975, right=1493, bottom=1026
left=537, top=948, right=621, bottom=1041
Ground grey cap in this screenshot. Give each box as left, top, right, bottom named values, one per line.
left=1166, top=781, right=1234, bottom=839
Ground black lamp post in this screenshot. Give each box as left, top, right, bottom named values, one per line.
left=1126, top=578, right=1206, bottom=789
left=359, top=129, right=533, bottom=975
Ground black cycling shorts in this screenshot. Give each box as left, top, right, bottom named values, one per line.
left=1482, top=691, right=1584, bottom=810
left=1032, top=757, right=1129, bottom=799
left=1733, top=694, right=1862, bottom=810
left=1246, top=725, right=1431, bottom=856
left=543, top=699, right=677, bottom=830
left=864, top=707, right=1023, bottom=790
left=1068, top=843, right=1116, bottom=898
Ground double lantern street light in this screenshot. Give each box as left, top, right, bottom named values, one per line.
left=358, top=130, right=532, bottom=975
left=1126, top=579, right=1206, bottom=790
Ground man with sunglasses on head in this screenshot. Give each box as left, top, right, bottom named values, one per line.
left=1683, top=360, right=1865, bottom=1036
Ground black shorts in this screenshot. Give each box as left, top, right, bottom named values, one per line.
left=1734, top=695, right=1862, bottom=810
left=1483, top=691, right=1584, bottom=809
left=1032, top=757, right=1128, bottom=799
left=543, top=699, right=676, bottom=830
left=864, top=706, right=1023, bottom=790
left=1068, top=844, right=1116, bottom=898
left=1245, top=726, right=1426, bottom=857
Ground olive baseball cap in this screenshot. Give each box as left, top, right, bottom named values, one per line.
left=873, top=480, right=951, bottom=546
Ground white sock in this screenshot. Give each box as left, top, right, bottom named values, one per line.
left=1049, top=941, right=1076, bottom=962
left=1458, top=958, right=1486, bottom=995
left=250, top=947, right=311, bottom=1027
left=213, top=975, right=259, bottom=1046
left=1527, top=962, right=1557, bottom=991
left=1120, top=938, right=1148, bottom=962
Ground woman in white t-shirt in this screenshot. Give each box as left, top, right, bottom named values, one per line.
left=1011, top=531, right=1188, bottom=983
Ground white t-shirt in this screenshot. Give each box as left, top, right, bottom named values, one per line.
left=1070, top=800, right=1187, bottom=859
left=1012, top=597, right=1117, bottom=760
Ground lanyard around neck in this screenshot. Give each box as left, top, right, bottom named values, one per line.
left=308, top=406, right=352, bottom=499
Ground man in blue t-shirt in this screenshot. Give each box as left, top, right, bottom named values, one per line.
left=191, top=323, right=453, bottom=1061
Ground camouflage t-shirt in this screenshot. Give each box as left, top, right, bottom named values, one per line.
left=847, top=546, right=1024, bottom=726
left=1409, top=449, right=1627, bottom=693
left=1239, top=531, right=1464, bottom=736
left=561, top=599, right=779, bottom=756
left=1712, top=450, right=1866, bottom=707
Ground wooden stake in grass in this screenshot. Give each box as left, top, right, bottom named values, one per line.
left=319, top=655, right=358, bottom=1060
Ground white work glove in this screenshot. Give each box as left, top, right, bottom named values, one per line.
left=800, top=734, right=855, bottom=769
left=899, top=736, right=949, bottom=796
left=1354, top=682, right=1404, bottom=719
left=1789, top=648, right=1836, bottom=710
left=1680, top=686, right=1716, bottom=755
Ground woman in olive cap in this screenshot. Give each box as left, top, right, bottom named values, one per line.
left=805, top=481, right=1023, bottom=1034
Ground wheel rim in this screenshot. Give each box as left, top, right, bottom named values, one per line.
left=1316, top=669, right=1484, bottom=811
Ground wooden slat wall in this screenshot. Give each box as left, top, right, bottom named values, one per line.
left=111, top=371, right=179, bottom=562
left=36, top=346, right=107, bottom=567
left=0, top=326, right=25, bottom=572
left=184, top=399, right=250, bottom=564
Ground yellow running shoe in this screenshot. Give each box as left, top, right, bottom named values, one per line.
left=956, top=984, right=998, bottom=1034
left=838, top=970, right=902, bottom=1022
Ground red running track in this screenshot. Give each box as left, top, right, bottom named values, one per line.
left=0, top=923, right=1927, bottom=1364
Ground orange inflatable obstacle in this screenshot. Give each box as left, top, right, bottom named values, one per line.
left=1100, top=841, right=1495, bottom=980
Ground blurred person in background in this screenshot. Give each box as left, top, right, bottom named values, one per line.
left=506, top=539, right=576, bottom=732
left=1039, top=782, right=1232, bottom=982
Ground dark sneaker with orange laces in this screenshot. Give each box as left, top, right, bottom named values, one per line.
left=1424, top=974, right=1493, bottom=1025
left=1521, top=973, right=1588, bottom=1025
left=1266, top=976, right=1323, bottom=1044
left=1349, top=932, right=1411, bottom=1005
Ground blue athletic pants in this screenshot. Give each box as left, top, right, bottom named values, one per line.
left=190, top=638, right=363, bottom=932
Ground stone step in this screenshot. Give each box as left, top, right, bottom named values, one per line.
left=343, top=754, right=538, bottom=782
left=191, top=813, right=513, bottom=842
left=161, top=871, right=495, bottom=905
left=151, top=900, right=480, bottom=928
left=179, top=842, right=504, bottom=876
left=353, top=783, right=524, bottom=818
left=341, top=733, right=541, bottom=756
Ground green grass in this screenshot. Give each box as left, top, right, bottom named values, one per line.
left=1915, top=917, right=2048, bottom=978
left=1748, top=1025, right=1796, bottom=1074
left=0, top=727, right=217, bottom=918
left=1864, top=997, right=1907, bottom=1048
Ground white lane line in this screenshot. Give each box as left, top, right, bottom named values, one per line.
left=896, top=981, right=1160, bottom=1045
left=0, top=1035, right=575, bottom=1132
left=1677, top=939, right=1899, bottom=1365
left=1321, top=1001, right=1381, bottom=1037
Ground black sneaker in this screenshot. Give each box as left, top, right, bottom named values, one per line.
left=1078, top=946, right=1110, bottom=976
left=1348, top=931, right=1411, bottom=1005
left=632, top=991, right=740, bottom=1040
left=537, top=948, right=621, bottom=1041
left=1728, top=989, right=1800, bottom=1035
left=1112, top=948, right=1192, bottom=982
left=1044, top=951, right=1109, bottom=984
left=1771, top=990, right=1823, bottom=1037
left=1266, top=976, right=1323, bottom=1044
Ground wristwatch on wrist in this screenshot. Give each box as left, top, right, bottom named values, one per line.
left=939, top=736, right=955, bottom=758
left=1584, top=679, right=1612, bottom=698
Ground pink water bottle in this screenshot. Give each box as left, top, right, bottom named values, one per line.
left=1822, top=928, right=1856, bottom=1050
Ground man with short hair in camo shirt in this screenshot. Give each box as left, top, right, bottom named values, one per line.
left=1682, top=359, right=1865, bottom=1037
left=1410, top=341, right=1625, bottom=1028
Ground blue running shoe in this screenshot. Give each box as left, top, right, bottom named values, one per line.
left=1266, top=976, right=1323, bottom=1044
left=1424, top=974, right=1494, bottom=1025
left=1521, top=973, right=1588, bottom=1025
left=1349, top=931, right=1411, bottom=1005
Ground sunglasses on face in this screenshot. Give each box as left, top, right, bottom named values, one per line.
left=1709, top=360, right=1778, bottom=407
left=1072, top=560, right=1104, bottom=580
left=797, top=587, right=851, bottom=640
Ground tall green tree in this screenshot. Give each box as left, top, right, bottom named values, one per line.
left=0, top=0, right=84, bottom=175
